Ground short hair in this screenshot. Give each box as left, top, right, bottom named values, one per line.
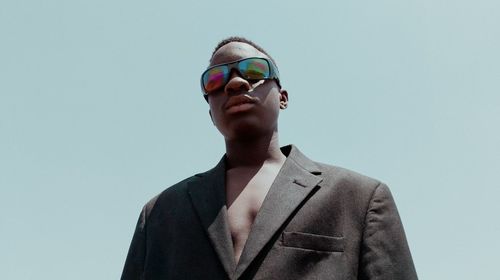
left=210, top=36, right=278, bottom=68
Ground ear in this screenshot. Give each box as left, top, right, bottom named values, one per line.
left=279, top=89, right=288, bottom=109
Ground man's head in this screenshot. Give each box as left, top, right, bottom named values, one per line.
left=209, top=37, right=279, bottom=69
left=202, top=37, right=288, bottom=141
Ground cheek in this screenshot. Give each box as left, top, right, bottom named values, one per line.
left=261, top=88, right=282, bottom=108
left=208, top=100, right=228, bottom=131
left=208, top=106, right=222, bottom=125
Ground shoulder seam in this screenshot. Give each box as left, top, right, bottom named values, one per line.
left=361, top=181, right=383, bottom=231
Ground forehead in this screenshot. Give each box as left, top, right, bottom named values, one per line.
left=210, top=42, right=268, bottom=66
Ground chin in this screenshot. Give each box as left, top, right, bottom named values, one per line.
left=223, top=120, right=267, bottom=141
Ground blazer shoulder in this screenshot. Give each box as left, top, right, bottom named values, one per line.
left=314, top=161, right=386, bottom=196
left=140, top=172, right=206, bottom=222
left=312, top=162, right=394, bottom=223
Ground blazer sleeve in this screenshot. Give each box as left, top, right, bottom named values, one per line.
left=359, top=183, right=418, bottom=280
left=121, top=205, right=147, bottom=280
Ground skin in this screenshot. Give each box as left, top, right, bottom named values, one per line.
left=206, top=42, right=289, bottom=264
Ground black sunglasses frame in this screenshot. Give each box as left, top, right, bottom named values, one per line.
left=200, top=57, right=281, bottom=97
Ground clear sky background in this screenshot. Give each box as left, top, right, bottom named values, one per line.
left=1, top=0, right=499, bottom=279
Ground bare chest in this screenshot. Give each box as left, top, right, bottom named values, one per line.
left=225, top=165, right=282, bottom=263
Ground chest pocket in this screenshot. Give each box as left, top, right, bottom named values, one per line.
left=281, top=231, right=344, bottom=252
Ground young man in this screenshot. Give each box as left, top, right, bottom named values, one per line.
left=121, top=37, right=418, bottom=280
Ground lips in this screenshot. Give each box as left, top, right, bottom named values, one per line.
left=224, top=94, right=257, bottom=111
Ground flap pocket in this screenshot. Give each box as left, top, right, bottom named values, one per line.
left=281, top=231, right=344, bottom=252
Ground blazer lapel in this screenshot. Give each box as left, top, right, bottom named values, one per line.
left=234, top=145, right=324, bottom=279
left=187, top=157, right=237, bottom=279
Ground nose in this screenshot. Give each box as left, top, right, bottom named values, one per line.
left=224, top=71, right=251, bottom=95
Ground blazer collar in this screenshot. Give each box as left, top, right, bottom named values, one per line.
left=187, top=145, right=323, bottom=279
left=187, top=156, right=236, bottom=278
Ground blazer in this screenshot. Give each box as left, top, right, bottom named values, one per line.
left=121, top=145, right=417, bottom=280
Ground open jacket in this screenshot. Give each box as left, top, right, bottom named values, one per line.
left=121, top=145, right=417, bottom=280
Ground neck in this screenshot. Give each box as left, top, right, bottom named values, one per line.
left=224, top=131, right=285, bottom=168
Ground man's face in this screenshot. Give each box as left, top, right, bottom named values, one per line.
left=207, top=42, right=288, bottom=141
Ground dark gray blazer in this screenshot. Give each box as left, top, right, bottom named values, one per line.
left=121, top=145, right=417, bottom=280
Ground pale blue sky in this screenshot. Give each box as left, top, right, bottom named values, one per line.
left=1, top=0, right=499, bottom=279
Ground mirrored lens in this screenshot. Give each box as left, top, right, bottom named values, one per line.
left=239, top=58, right=270, bottom=80
left=203, top=66, right=229, bottom=92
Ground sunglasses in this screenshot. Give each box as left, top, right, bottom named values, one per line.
left=200, top=57, right=280, bottom=96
